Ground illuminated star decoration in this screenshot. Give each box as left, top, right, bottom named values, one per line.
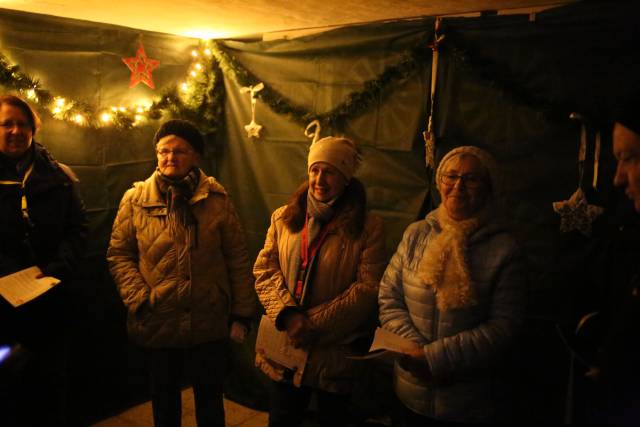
left=122, top=42, right=160, bottom=89
left=552, top=188, right=604, bottom=236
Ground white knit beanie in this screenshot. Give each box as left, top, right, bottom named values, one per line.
left=308, top=136, right=361, bottom=181
left=436, top=146, right=502, bottom=196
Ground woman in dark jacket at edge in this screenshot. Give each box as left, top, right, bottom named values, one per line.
left=0, top=94, right=88, bottom=427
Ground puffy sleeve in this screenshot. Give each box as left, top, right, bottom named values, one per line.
left=253, top=207, right=298, bottom=322
left=305, top=215, right=387, bottom=344
left=378, top=222, right=428, bottom=344
left=107, top=188, right=150, bottom=315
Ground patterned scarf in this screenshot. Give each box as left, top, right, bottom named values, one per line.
left=155, top=168, right=200, bottom=248
left=306, top=191, right=337, bottom=243
left=418, top=205, right=489, bottom=311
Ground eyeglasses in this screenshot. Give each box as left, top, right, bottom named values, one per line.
left=156, top=148, right=193, bottom=158
left=0, top=121, right=32, bottom=131
left=440, top=173, right=485, bottom=188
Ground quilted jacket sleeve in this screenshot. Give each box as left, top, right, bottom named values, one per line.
left=424, top=245, right=526, bottom=381
left=254, top=208, right=298, bottom=323
left=220, top=196, right=256, bottom=319
left=305, top=215, right=387, bottom=344
left=107, top=188, right=150, bottom=315
left=378, top=222, right=428, bottom=344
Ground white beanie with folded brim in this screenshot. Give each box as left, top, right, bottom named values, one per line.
left=308, top=136, right=361, bottom=181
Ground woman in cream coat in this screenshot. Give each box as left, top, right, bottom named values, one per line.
left=253, top=136, right=386, bottom=427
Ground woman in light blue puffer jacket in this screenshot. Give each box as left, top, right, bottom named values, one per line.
left=378, top=146, right=526, bottom=426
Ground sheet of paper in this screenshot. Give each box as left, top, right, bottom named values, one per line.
left=255, top=315, right=308, bottom=373
left=369, top=327, right=418, bottom=354
left=346, top=327, right=419, bottom=360
left=0, top=266, right=60, bottom=307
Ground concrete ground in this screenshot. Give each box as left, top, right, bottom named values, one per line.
left=92, top=390, right=268, bottom=427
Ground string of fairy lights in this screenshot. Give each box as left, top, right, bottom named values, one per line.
left=2, top=35, right=436, bottom=136
left=0, top=40, right=219, bottom=130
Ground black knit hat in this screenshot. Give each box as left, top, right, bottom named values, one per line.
left=614, top=91, right=640, bottom=135
left=153, top=119, right=205, bottom=154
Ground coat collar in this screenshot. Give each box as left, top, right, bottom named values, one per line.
left=137, top=170, right=227, bottom=208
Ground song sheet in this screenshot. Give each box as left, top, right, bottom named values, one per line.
left=255, top=315, right=308, bottom=373
left=0, top=266, right=60, bottom=307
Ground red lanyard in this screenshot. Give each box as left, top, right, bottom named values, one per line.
left=295, top=214, right=334, bottom=302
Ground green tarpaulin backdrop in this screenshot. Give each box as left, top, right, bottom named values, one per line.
left=1, top=1, right=639, bottom=424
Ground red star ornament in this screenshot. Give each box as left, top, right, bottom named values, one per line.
left=122, top=42, right=160, bottom=89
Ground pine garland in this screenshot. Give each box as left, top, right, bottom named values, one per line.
left=210, top=40, right=432, bottom=131
left=0, top=49, right=224, bottom=133
left=2, top=37, right=431, bottom=135
left=2, top=25, right=579, bottom=137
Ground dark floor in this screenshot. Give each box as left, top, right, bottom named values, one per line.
left=92, top=390, right=268, bottom=427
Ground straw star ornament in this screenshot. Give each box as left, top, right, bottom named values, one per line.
left=240, top=82, right=264, bottom=139
left=552, top=188, right=604, bottom=237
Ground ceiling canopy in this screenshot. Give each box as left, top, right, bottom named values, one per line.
left=0, top=0, right=575, bottom=39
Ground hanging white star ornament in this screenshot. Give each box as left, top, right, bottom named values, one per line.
left=240, top=82, right=264, bottom=139
left=552, top=188, right=604, bottom=236
left=244, top=120, right=262, bottom=138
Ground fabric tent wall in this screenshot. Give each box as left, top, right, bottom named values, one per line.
left=218, top=20, right=433, bottom=259
left=1, top=0, right=639, bottom=424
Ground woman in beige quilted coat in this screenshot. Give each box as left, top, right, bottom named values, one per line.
left=253, top=136, right=386, bottom=427
left=107, top=120, right=255, bottom=427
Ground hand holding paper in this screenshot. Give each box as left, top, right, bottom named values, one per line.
left=0, top=266, right=60, bottom=307
left=369, top=327, right=420, bottom=354
left=349, top=327, right=420, bottom=360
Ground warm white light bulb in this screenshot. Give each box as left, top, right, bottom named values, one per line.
left=74, top=114, right=84, bottom=124
left=119, top=107, right=126, bottom=112
left=111, top=106, right=118, bottom=112
left=26, top=89, right=36, bottom=99
left=55, top=98, right=66, bottom=107
left=191, top=50, right=198, bottom=57
left=195, top=63, right=203, bottom=70
left=181, top=82, right=189, bottom=92
left=101, top=113, right=112, bottom=123
left=204, top=49, right=212, bottom=56
left=52, top=107, right=61, bottom=114
left=190, top=71, right=197, bottom=77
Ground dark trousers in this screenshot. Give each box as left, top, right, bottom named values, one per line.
left=268, top=380, right=350, bottom=427
left=148, top=339, right=228, bottom=427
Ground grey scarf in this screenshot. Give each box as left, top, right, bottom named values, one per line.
left=306, top=192, right=337, bottom=243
